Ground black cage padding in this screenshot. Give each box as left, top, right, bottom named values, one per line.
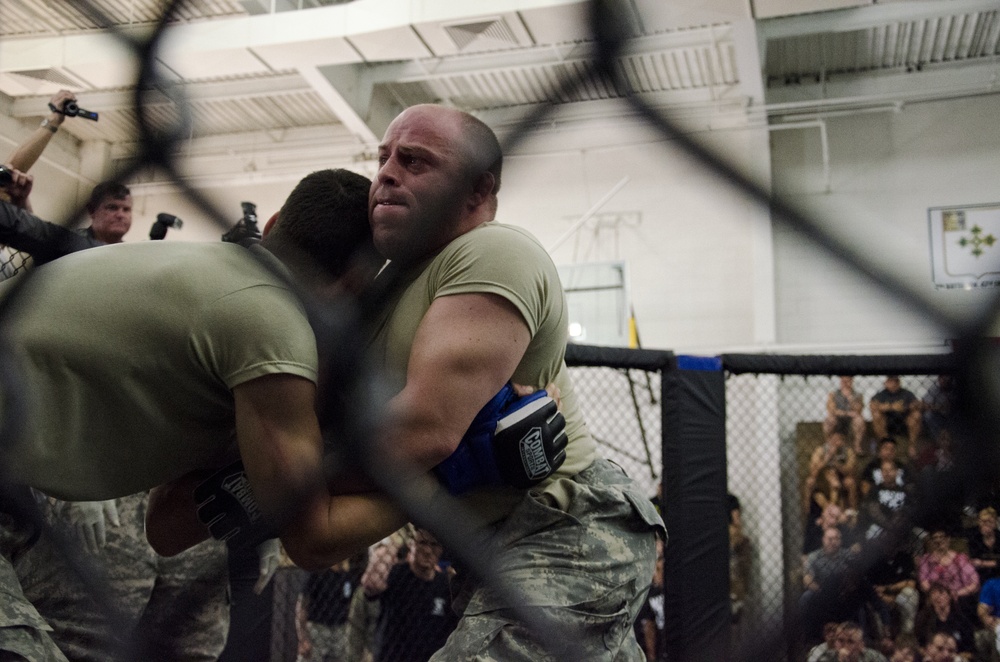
left=721, top=352, right=954, bottom=376
left=565, top=343, right=674, bottom=370
left=661, top=361, right=729, bottom=662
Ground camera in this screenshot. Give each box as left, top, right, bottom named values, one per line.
left=221, top=201, right=262, bottom=244
left=0, top=165, right=12, bottom=187
left=49, top=101, right=99, bottom=122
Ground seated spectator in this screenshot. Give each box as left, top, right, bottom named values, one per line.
left=870, top=376, right=922, bottom=460
left=889, top=634, right=920, bottom=662
left=802, top=528, right=857, bottom=639
left=861, top=438, right=913, bottom=499
left=918, top=530, right=980, bottom=618
left=922, top=631, right=962, bottom=662
left=816, top=621, right=889, bottom=661
left=808, top=434, right=860, bottom=511
left=965, top=507, right=1000, bottom=585
left=825, top=375, right=868, bottom=455
left=920, top=375, right=956, bottom=443
left=914, top=583, right=976, bottom=659
left=977, top=577, right=1000, bottom=661
left=805, top=503, right=860, bottom=558
left=808, top=622, right=842, bottom=662
left=862, top=460, right=916, bottom=541
left=866, top=546, right=919, bottom=637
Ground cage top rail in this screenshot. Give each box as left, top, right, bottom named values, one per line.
left=721, top=352, right=956, bottom=377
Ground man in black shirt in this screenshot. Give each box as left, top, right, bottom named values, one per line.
left=361, top=528, right=458, bottom=662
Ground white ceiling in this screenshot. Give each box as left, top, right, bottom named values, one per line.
left=0, top=0, right=998, bottom=187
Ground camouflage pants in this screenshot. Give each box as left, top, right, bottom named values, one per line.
left=0, top=495, right=69, bottom=662
left=15, top=492, right=230, bottom=662
left=431, top=458, right=666, bottom=662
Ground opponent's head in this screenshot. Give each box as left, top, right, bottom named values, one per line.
left=86, top=181, right=132, bottom=244
left=263, top=168, right=381, bottom=289
left=370, top=104, right=502, bottom=264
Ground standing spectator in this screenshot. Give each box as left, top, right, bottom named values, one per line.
left=965, top=507, right=1000, bottom=585
left=914, top=583, right=976, bottom=658
left=817, top=621, right=889, bottom=662
left=825, top=375, right=868, bottom=455
left=5, top=90, right=77, bottom=172
left=361, top=528, right=458, bottom=662
left=296, top=551, right=367, bottom=662
left=870, top=376, right=922, bottom=460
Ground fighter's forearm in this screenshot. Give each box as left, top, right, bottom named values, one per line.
left=282, top=492, right=407, bottom=571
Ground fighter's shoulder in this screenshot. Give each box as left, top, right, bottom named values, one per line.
left=451, top=222, right=548, bottom=256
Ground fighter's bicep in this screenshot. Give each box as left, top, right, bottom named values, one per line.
left=403, top=292, right=531, bottom=445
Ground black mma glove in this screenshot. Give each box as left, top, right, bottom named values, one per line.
left=194, top=459, right=277, bottom=549
left=434, top=383, right=568, bottom=495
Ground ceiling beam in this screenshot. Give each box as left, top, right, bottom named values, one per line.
left=764, top=58, right=1000, bottom=115
left=758, top=0, right=1000, bottom=40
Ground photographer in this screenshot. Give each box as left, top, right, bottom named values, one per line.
left=5, top=90, right=77, bottom=173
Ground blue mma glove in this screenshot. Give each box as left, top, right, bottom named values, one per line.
left=434, top=383, right=568, bottom=495
left=194, top=459, right=277, bottom=549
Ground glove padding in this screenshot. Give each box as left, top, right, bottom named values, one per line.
left=56, top=499, right=120, bottom=554
left=434, top=383, right=568, bottom=495
left=194, top=459, right=276, bottom=550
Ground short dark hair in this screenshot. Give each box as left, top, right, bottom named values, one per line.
left=458, top=112, right=502, bottom=195
left=265, top=169, right=375, bottom=280
left=86, top=181, right=130, bottom=214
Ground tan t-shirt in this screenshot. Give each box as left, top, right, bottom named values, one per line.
left=2, top=241, right=317, bottom=500
left=368, top=221, right=597, bottom=520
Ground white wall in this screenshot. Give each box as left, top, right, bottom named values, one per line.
left=497, top=117, right=775, bottom=354
left=771, top=95, right=1000, bottom=348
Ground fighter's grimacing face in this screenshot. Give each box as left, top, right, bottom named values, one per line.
left=369, top=107, right=476, bottom=264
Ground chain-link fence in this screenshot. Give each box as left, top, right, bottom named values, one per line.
left=3, top=1, right=1000, bottom=661
left=724, top=355, right=1000, bottom=662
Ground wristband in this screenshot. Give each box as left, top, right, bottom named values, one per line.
left=40, top=118, right=58, bottom=134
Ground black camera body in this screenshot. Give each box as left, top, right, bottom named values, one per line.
left=0, top=165, right=12, bottom=188
left=221, top=202, right=262, bottom=244
left=49, top=101, right=99, bottom=122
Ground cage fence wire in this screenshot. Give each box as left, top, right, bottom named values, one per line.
left=1, top=0, right=999, bottom=661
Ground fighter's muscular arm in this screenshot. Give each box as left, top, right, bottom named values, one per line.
left=148, top=374, right=406, bottom=569
left=385, top=291, right=532, bottom=471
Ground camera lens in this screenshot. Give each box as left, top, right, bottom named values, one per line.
left=64, top=101, right=79, bottom=117
left=0, top=166, right=12, bottom=187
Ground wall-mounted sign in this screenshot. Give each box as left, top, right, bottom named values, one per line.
left=929, top=203, right=1000, bottom=289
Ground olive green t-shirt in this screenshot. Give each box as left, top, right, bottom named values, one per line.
left=369, top=222, right=597, bottom=519
left=2, top=241, right=317, bottom=500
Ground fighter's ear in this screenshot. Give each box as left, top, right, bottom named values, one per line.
left=262, top=211, right=279, bottom=237
left=469, top=172, right=495, bottom=207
